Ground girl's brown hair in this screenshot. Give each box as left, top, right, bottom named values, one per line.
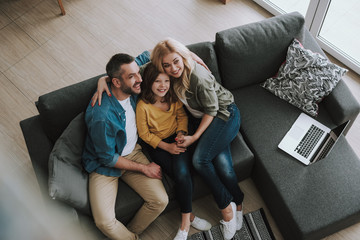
left=140, top=63, right=177, bottom=105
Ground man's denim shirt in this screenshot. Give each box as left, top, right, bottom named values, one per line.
left=82, top=51, right=150, bottom=177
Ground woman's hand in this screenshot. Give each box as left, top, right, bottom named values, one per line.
left=176, top=135, right=197, bottom=148
left=91, top=76, right=111, bottom=107
left=175, top=131, right=186, bottom=145
left=177, top=114, right=214, bottom=148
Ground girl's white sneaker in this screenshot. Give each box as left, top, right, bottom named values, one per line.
left=173, top=228, right=188, bottom=240
left=191, top=216, right=212, bottom=231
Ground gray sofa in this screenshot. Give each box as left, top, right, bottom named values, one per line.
left=20, top=12, right=360, bottom=240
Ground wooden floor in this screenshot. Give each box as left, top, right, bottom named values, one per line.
left=0, top=0, right=359, bottom=239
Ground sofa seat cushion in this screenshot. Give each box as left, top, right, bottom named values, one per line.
left=232, top=84, right=360, bottom=239
left=191, top=132, right=255, bottom=197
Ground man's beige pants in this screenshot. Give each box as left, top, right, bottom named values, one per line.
left=89, top=144, right=168, bottom=240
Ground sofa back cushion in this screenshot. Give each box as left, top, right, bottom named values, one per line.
left=215, top=12, right=306, bottom=90
left=187, top=41, right=222, bottom=84
left=37, top=75, right=104, bottom=143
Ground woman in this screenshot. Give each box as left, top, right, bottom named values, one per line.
left=136, top=63, right=211, bottom=240
left=150, top=38, right=244, bottom=240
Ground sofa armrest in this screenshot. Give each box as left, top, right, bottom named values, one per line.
left=20, top=115, right=54, bottom=199
left=301, top=29, right=325, bottom=56
left=278, top=29, right=360, bottom=130
left=322, top=80, right=360, bottom=133
left=300, top=30, right=360, bottom=130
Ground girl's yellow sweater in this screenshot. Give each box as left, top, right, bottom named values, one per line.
left=136, top=99, right=188, bottom=148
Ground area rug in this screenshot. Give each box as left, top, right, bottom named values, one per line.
left=188, top=208, right=275, bottom=240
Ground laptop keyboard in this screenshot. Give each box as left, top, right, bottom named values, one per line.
left=295, top=125, right=325, bottom=158
left=318, top=138, right=335, bottom=160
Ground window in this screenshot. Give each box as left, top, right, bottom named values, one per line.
left=253, top=0, right=360, bottom=75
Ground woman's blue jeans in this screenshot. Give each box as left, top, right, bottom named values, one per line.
left=143, top=134, right=193, bottom=213
left=190, top=103, right=244, bottom=209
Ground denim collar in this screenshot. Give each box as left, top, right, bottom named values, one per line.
left=107, top=82, right=138, bottom=114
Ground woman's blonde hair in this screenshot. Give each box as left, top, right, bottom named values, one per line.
left=151, top=38, right=194, bottom=100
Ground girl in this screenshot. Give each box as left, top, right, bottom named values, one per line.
left=136, top=63, right=211, bottom=240
left=150, top=38, right=244, bottom=240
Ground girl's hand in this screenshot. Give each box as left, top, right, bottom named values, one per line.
left=92, top=76, right=111, bottom=107
left=166, top=142, right=186, bottom=155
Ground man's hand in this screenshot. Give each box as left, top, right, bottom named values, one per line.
left=143, top=162, right=162, bottom=179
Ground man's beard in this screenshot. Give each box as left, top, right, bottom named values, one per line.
left=120, top=83, right=140, bottom=95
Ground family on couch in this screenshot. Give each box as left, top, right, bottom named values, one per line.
left=82, top=38, right=245, bottom=240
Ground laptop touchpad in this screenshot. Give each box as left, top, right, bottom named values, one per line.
left=288, top=125, right=304, bottom=140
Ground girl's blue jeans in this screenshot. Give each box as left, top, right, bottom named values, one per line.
left=190, top=103, right=244, bottom=209
left=143, top=134, right=193, bottom=213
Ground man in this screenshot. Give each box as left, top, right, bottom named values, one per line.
left=82, top=52, right=168, bottom=240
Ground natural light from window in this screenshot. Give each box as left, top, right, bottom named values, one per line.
left=319, top=0, right=360, bottom=66
left=260, top=0, right=310, bottom=16
left=253, top=0, right=360, bottom=74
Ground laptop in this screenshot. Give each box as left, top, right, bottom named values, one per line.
left=278, top=113, right=350, bottom=165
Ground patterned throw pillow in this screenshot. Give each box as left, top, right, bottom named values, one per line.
left=261, top=39, right=348, bottom=116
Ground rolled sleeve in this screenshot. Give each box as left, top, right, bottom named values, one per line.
left=135, top=51, right=151, bottom=66
left=189, top=64, right=220, bottom=117
left=111, top=153, right=120, bottom=167
left=198, top=82, right=219, bottom=117
left=90, top=119, right=118, bottom=167
left=148, top=136, right=162, bottom=149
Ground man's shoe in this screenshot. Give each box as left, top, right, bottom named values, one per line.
left=220, top=202, right=237, bottom=240
left=173, top=228, right=188, bottom=240
left=191, top=216, right=212, bottom=231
